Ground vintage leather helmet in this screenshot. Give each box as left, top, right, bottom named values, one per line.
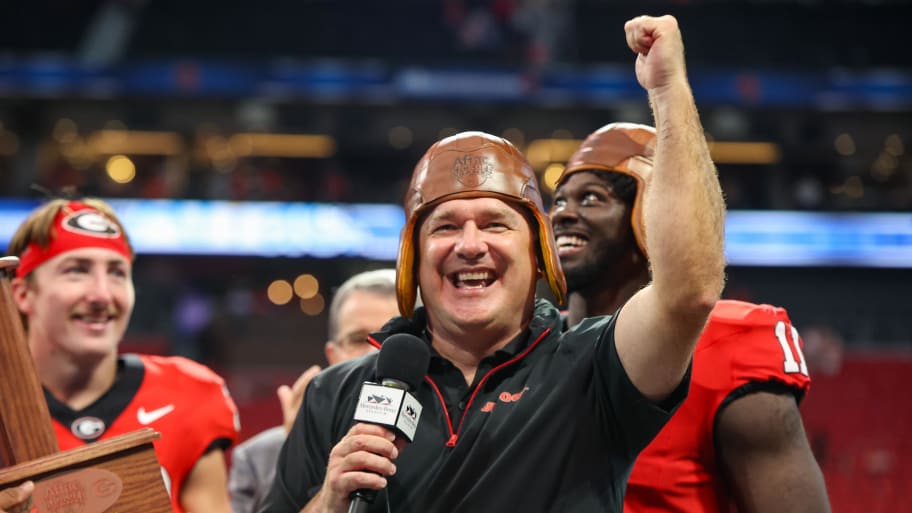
left=396, top=131, right=566, bottom=317
left=558, top=122, right=656, bottom=257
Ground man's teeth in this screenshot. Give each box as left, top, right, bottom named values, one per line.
left=556, top=235, right=587, bottom=248
left=456, top=271, right=491, bottom=289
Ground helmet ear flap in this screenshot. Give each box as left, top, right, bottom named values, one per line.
left=395, top=214, right=420, bottom=317
left=530, top=207, right=566, bottom=307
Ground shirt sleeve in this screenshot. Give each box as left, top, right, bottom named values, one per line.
left=589, top=314, right=691, bottom=459
left=190, top=373, right=241, bottom=456
left=159, top=356, right=240, bottom=466
left=703, top=301, right=812, bottom=412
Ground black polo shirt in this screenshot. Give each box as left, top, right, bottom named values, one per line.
left=262, top=299, right=689, bottom=513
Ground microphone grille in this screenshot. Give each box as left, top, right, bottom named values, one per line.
left=376, top=333, right=430, bottom=391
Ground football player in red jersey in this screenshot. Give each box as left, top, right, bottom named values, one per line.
left=7, top=198, right=239, bottom=513
left=550, top=123, right=831, bottom=513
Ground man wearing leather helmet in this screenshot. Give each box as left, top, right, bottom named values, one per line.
left=262, top=14, right=726, bottom=513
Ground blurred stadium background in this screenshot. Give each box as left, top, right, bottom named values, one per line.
left=1, top=1, right=910, bottom=510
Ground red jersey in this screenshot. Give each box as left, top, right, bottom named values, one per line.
left=47, top=354, right=240, bottom=513
left=624, top=300, right=811, bottom=513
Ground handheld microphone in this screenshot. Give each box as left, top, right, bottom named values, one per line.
left=348, top=334, right=430, bottom=513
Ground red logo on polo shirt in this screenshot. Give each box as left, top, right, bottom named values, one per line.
left=481, top=387, right=529, bottom=413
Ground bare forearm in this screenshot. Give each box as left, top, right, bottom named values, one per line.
left=614, top=15, right=725, bottom=400
left=646, top=79, right=726, bottom=316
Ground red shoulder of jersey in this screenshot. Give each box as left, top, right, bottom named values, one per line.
left=695, top=299, right=811, bottom=397
left=137, top=354, right=241, bottom=444
left=141, top=354, right=228, bottom=386
left=624, top=300, right=812, bottom=513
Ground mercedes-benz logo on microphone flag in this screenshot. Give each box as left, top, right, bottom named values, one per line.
left=353, top=382, right=423, bottom=442
left=368, top=394, right=393, bottom=405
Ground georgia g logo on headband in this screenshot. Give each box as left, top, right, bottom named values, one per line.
left=62, top=211, right=121, bottom=238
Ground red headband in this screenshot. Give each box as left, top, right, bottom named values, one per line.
left=16, top=201, right=132, bottom=278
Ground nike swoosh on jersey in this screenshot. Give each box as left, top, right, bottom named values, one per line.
left=137, top=404, right=176, bottom=425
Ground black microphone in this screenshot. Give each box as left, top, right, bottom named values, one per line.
left=348, top=334, right=430, bottom=513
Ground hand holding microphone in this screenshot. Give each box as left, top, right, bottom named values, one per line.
left=318, top=334, right=430, bottom=513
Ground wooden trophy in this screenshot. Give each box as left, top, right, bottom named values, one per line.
left=0, top=256, right=172, bottom=512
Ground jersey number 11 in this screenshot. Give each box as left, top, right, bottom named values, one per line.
left=774, top=321, right=808, bottom=376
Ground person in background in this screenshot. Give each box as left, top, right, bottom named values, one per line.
left=229, top=269, right=400, bottom=513
left=262, top=14, right=726, bottom=513
left=550, top=122, right=831, bottom=512
left=7, top=198, right=240, bottom=513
